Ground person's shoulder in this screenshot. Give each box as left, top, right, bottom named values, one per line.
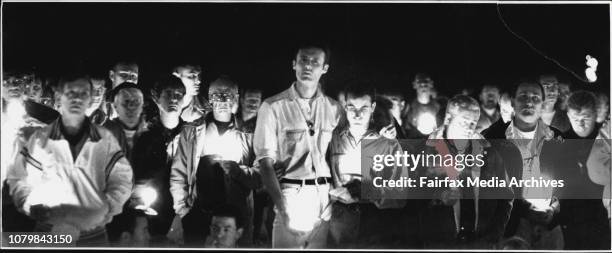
left=262, top=88, right=293, bottom=105
left=482, top=119, right=509, bottom=139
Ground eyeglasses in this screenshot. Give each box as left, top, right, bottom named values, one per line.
left=209, top=93, right=236, bottom=102
left=3, top=76, right=34, bottom=87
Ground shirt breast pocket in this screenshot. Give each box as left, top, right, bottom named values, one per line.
left=318, top=129, right=333, bottom=150
left=282, top=129, right=306, bottom=155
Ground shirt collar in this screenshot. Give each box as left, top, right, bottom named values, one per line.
left=505, top=118, right=555, bottom=141
left=49, top=116, right=101, bottom=142
left=204, top=111, right=238, bottom=129
left=288, top=82, right=324, bottom=101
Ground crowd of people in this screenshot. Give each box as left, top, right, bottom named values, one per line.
left=1, top=42, right=611, bottom=250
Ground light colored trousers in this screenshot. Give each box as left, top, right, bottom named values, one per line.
left=272, top=182, right=330, bottom=249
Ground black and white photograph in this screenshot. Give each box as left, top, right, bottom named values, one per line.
left=1, top=1, right=611, bottom=251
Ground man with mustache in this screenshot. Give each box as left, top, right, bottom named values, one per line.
left=482, top=80, right=564, bottom=249
left=169, top=76, right=259, bottom=247
left=254, top=42, right=342, bottom=248
left=476, top=85, right=501, bottom=133
left=7, top=73, right=133, bottom=246
left=539, top=74, right=570, bottom=133
left=103, top=82, right=148, bottom=244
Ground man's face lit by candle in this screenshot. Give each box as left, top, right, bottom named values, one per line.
left=479, top=86, right=500, bottom=110
left=292, top=47, right=328, bottom=84
left=513, top=83, right=543, bottom=125
left=209, top=83, right=238, bottom=119
left=174, top=65, right=201, bottom=97
left=113, top=88, right=144, bottom=127
left=2, top=73, right=30, bottom=102
left=568, top=107, right=597, bottom=138
left=446, top=108, right=480, bottom=139
left=90, top=78, right=107, bottom=110
left=413, top=76, right=434, bottom=96
left=539, top=75, right=559, bottom=104
left=345, top=93, right=375, bottom=132
left=110, top=63, right=139, bottom=87
left=25, top=77, right=43, bottom=103
left=59, top=78, right=92, bottom=116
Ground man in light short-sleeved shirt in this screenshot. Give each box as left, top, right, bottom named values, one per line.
left=254, top=43, right=342, bottom=248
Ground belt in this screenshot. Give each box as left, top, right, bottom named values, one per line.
left=280, top=177, right=331, bottom=185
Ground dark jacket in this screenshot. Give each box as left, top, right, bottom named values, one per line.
left=416, top=127, right=513, bottom=245
left=482, top=119, right=564, bottom=236
left=553, top=128, right=610, bottom=249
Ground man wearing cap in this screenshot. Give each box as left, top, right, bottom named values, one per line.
left=103, top=82, right=148, bottom=244
left=253, top=43, right=342, bottom=248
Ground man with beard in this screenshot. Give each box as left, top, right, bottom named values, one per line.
left=254, top=43, right=342, bottom=248
left=169, top=76, right=259, bottom=247
left=539, top=74, right=570, bottom=132
left=7, top=73, right=133, bottom=246
left=482, top=80, right=564, bottom=249
left=552, top=91, right=610, bottom=250
left=476, top=85, right=501, bottom=133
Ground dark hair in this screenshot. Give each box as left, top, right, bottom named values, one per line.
left=212, top=204, right=244, bottom=229
left=498, top=236, right=529, bottom=250
left=108, top=82, right=142, bottom=102
left=172, top=63, right=202, bottom=74
left=295, top=41, right=331, bottom=65
left=371, top=95, right=395, bottom=132
left=240, top=87, right=263, bottom=98
left=414, top=72, right=433, bottom=82
left=152, top=75, right=186, bottom=98
left=567, top=90, right=598, bottom=112
left=513, top=79, right=544, bottom=99
left=343, top=80, right=376, bottom=102
left=111, top=60, right=139, bottom=71
left=209, top=75, right=239, bottom=95
left=57, top=73, right=93, bottom=93
left=378, top=87, right=405, bottom=101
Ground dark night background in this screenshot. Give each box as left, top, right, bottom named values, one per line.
left=3, top=2, right=610, bottom=99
